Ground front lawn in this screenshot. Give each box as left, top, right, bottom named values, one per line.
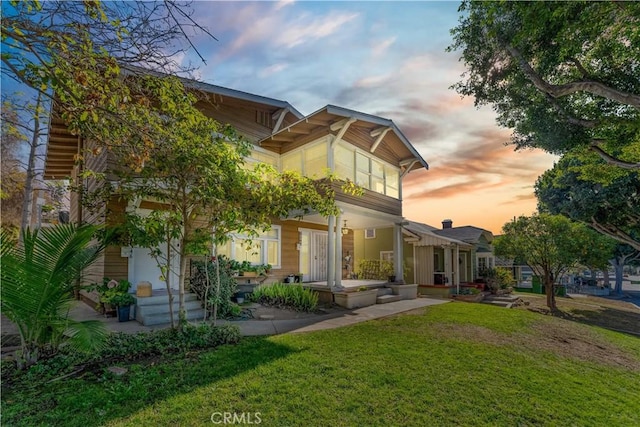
left=3, top=303, right=639, bottom=426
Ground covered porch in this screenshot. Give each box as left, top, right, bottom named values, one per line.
left=405, top=225, right=473, bottom=296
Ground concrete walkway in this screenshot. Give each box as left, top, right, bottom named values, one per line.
left=67, top=297, right=449, bottom=337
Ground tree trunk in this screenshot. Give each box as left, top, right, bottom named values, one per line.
left=602, top=269, right=610, bottom=287
left=544, top=273, right=556, bottom=310
left=614, top=263, right=624, bottom=296
left=178, top=241, right=187, bottom=326
left=20, top=93, right=43, bottom=231
left=165, top=238, right=175, bottom=328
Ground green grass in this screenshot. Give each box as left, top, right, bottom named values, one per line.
left=3, top=303, right=640, bottom=426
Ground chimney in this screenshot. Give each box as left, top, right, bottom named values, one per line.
left=442, top=219, right=453, bottom=229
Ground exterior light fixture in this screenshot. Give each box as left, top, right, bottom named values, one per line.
left=342, top=220, right=349, bottom=235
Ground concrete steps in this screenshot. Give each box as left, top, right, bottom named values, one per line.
left=135, top=293, right=205, bottom=326
left=376, top=294, right=402, bottom=304
left=481, top=294, right=521, bottom=309
left=377, top=288, right=393, bottom=297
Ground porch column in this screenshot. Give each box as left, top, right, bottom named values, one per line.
left=327, top=215, right=336, bottom=288
left=393, top=223, right=404, bottom=283
left=454, top=244, right=460, bottom=293
left=335, top=210, right=343, bottom=288
left=444, top=246, right=452, bottom=286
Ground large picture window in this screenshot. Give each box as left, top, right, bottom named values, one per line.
left=216, top=226, right=281, bottom=268
left=334, top=143, right=400, bottom=198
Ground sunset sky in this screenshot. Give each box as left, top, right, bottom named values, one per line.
left=2, top=1, right=558, bottom=234
left=182, top=1, right=557, bottom=234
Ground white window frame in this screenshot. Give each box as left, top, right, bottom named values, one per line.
left=334, top=142, right=401, bottom=199
left=364, top=228, right=376, bottom=239
left=219, top=226, right=282, bottom=269
left=380, top=251, right=393, bottom=262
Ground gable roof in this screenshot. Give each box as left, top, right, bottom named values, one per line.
left=259, top=104, right=429, bottom=173
left=432, top=226, right=494, bottom=245
left=403, top=220, right=472, bottom=248
left=44, top=73, right=304, bottom=180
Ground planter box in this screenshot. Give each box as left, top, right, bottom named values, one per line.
left=334, top=289, right=378, bottom=309
left=418, top=285, right=452, bottom=298
left=387, top=284, right=418, bottom=300
left=241, top=272, right=258, bottom=278
left=451, top=293, right=485, bottom=303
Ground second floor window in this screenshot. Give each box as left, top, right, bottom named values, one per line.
left=336, top=143, right=400, bottom=199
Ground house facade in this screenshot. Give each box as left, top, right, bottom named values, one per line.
left=44, top=77, right=429, bottom=293
left=352, top=220, right=475, bottom=289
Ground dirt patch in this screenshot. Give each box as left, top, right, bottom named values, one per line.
left=516, top=294, right=640, bottom=336
left=429, top=321, right=640, bottom=372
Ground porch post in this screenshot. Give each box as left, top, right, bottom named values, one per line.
left=455, top=244, right=460, bottom=294
left=335, top=211, right=343, bottom=288
left=444, top=246, right=452, bottom=286
left=327, top=215, right=336, bottom=288
left=393, top=223, right=404, bottom=283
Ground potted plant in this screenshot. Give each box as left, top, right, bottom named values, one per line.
left=235, top=291, right=246, bottom=304
left=110, top=293, right=136, bottom=322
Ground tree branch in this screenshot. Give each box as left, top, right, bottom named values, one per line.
left=505, top=44, right=640, bottom=109
left=590, top=218, right=640, bottom=251
left=589, top=142, right=640, bottom=169
left=543, top=93, right=598, bottom=128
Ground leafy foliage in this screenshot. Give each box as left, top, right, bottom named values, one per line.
left=0, top=224, right=110, bottom=369
left=357, top=259, right=395, bottom=280
left=494, top=214, right=592, bottom=309
left=481, top=267, right=514, bottom=292
left=3, top=323, right=241, bottom=383
left=449, top=1, right=640, bottom=169
left=250, top=283, right=319, bottom=312
left=189, top=257, right=238, bottom=320
left=536, top=153, right=640, bottom=250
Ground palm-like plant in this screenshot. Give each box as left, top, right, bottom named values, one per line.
left=1, top=224, right=110, bottom=369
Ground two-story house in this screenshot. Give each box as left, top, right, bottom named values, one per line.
left=44, top=76, right=429, bottom=296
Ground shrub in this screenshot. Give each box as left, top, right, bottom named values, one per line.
left=482, top=267, right=515, bottom=292
left=189, top=256, right=238, bottom=319
left=357, top=259, right=394, bottom=280
left=250, top=283, right=319, bottom=312
left=3, top=323, right=241, bottom=382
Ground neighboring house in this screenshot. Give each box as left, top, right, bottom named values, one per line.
left=431, top=219, right=495, bottom=281
left=352, top=220, right=473, bottom=288
left=43, top=76, right=429, bottom=294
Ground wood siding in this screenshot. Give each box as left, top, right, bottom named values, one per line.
left=335, top=185, right=402, bottom=217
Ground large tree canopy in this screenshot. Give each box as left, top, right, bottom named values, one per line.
left=449, top=1, right=640, bottom=169
left=536, top=154, right=640, bottom=251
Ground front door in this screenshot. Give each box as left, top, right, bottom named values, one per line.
left=129, top=244, right=180, bottom=291
left=311, top=232, right=328, bottom=282
left=459, top=253, right=469, bottom=283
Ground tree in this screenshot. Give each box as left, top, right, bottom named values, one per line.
left=1, top=93, right=48, bottom=232
left=0, top=98, right=27, bottom=234
left=449, top=1, right=640, bottom=169
left=573, top=226, right=617, bottom=286
left=610, top=245, right=640, bottom=296
left=2, top=0, right=215, bottom=172
left=536, top=154, right=640, bottom=250
left=494, top=214, right=591, bottom=310
left=0, top=224, right=110, bottom=369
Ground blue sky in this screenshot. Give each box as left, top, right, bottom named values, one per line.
left=1, top=0, right=557, bottom=233
left=183, top=1, right=557, bottom=233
